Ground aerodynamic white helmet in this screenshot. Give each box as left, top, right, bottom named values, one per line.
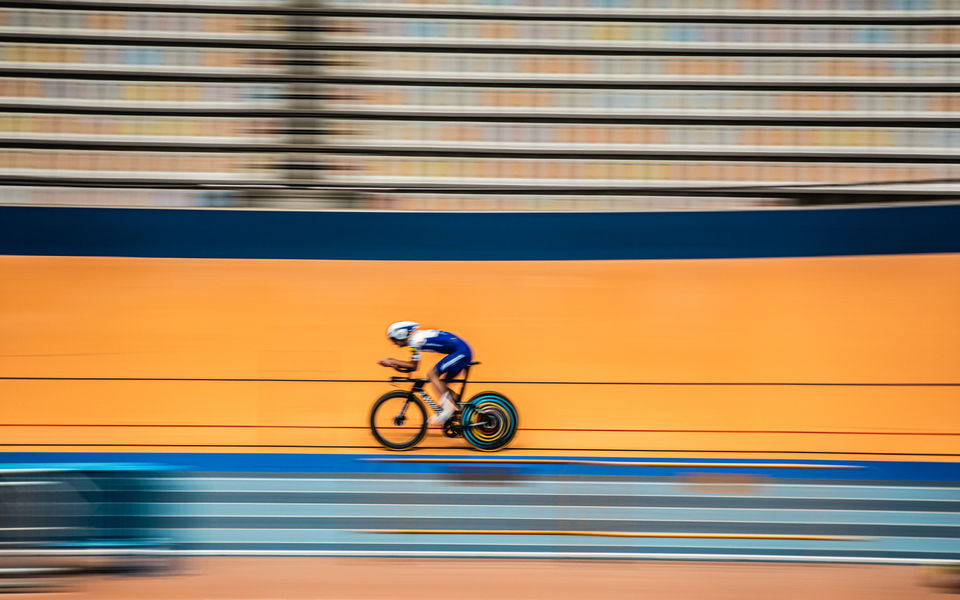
left=386, top=321, right=419, bottom=341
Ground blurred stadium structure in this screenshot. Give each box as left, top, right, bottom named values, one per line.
left=0, top=464, right=176, bottom=592
left=0, top=0, right=959, bottom=210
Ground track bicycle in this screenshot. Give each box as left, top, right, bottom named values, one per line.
left=369, top=361, right=518, bottom=451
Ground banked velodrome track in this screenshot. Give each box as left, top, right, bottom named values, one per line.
left=0, top=204, right=958, bottom=563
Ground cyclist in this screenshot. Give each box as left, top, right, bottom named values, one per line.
left=378, top=321, right=472, bottom=426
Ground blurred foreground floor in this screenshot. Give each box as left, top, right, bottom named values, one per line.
left=11, top=558, right=957, bottom=600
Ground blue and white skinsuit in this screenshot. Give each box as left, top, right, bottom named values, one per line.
left=406, top=329, right=473, bottom=380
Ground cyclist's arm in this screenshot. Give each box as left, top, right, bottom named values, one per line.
left=378, top=357, right=418, bottom=370
left=378, top=346, right=421, bottom=371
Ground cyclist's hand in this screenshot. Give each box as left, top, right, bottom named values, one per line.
left=378, top=358, right=393, bottom=368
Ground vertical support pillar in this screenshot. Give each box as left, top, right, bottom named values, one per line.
left=260, top=0, right=357, bottom=208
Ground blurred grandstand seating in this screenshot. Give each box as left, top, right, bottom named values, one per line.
left=1, top=0, right=958, bottom=209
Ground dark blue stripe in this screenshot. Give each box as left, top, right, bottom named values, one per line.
left=1, top=204, right=959, bottom=260
left=2, top=453, right=959, bottom=482
left=76, top=492, right=960, bottom=512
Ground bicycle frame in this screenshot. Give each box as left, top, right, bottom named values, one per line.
left=445, top=362, right=476, bottom=403
left=392, top=362, right=476, bottom=399
left=390, top=362, right=478, bottom=416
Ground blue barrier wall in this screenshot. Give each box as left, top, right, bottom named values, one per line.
left=1, top=203, right=959, bottom=260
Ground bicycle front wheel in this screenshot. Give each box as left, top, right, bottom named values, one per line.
left=370, top=391, right=427, bottom=450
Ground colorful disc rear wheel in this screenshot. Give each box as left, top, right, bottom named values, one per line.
left=461, top=393, right=518, bottom=452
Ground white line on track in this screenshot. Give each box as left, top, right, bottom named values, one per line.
left=145, top=489, right=960, bottom=505
left=124, top=510, right=960, bottom=527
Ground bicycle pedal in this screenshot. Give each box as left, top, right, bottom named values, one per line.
left=442, top=421, right=461, bottom=438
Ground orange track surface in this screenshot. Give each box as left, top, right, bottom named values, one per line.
left=1, top=253, right=958, bottom=459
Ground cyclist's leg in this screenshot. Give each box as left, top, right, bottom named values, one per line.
left=427, top=369, right=454, bottom=401
left=428, top=347, right=471, bottom=424
left=430, top=346, right=471, bottom=396
left=428, top=369, right=465, bottom=406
